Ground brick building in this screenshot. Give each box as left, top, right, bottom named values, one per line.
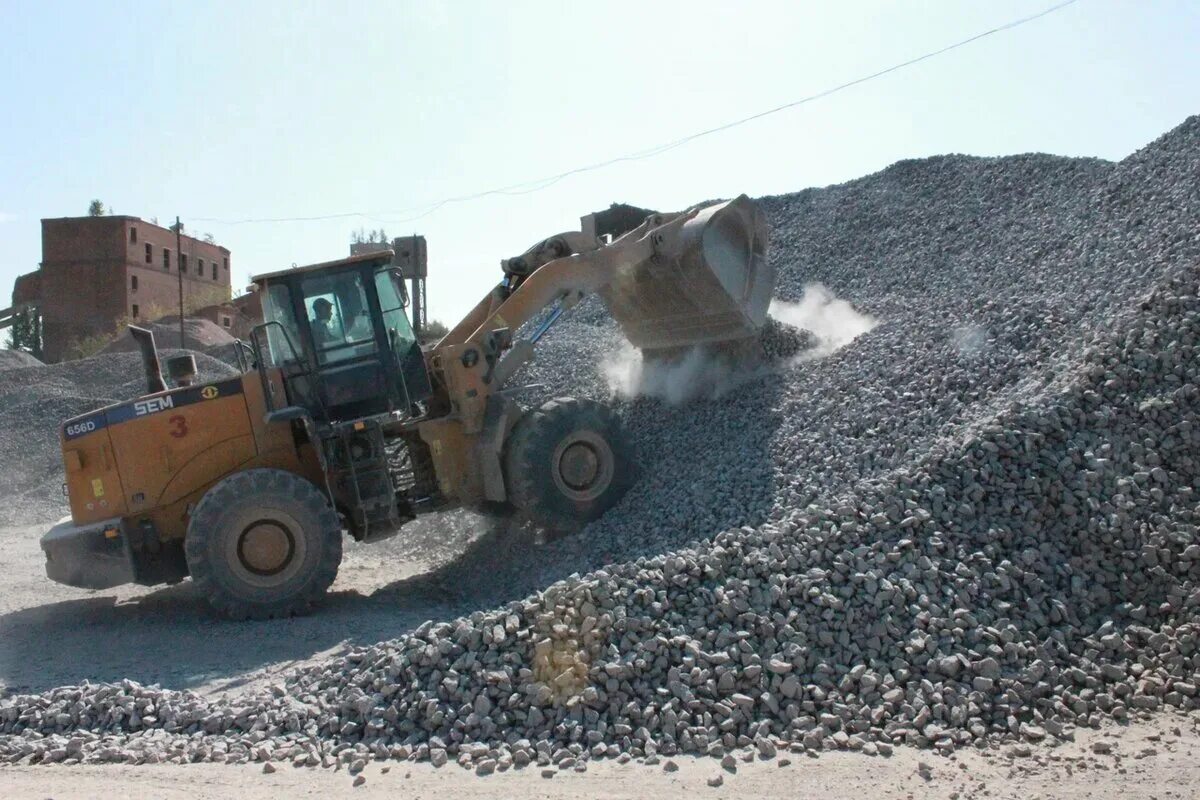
left=193, top=291, right=263, bottom=340
left=12, top=216, right=232, bottom=362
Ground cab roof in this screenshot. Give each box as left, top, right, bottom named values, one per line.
left=251, top=250, right=394, bottom=283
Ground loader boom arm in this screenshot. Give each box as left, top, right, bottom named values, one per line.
left=431, top=194, right=770, bottom=400
left=436, top=210, right=684, bottom=354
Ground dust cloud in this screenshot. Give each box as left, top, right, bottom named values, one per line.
left=603, top=283, right=878, bottom=405
left=767, top=283, right=878, bottom=361
left=602, top=343, right=756, bottom=405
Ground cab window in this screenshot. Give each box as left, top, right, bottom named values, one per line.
left=301, top=271, right=377, bottom=365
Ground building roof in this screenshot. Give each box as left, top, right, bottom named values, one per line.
left=251, top=250, right=394, bottom=282
left=41, top=215, right=145, bottom=223
left=40, top=215, right=231, bottom=253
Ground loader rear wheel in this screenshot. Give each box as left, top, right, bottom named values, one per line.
left=185, top=469, right=342, bottom=620
left=504, top=397, right=633, bottom=531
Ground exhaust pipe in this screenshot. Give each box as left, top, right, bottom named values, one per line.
left=128, top=325, right=167, bottom=395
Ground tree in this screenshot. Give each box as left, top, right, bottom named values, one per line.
left=202, top=232, right=216, bottom=244
left=5, top=308, right=42, bottom=359
left=419, top=318, right=448, bottom=344
left=87, top=199, right=106, bottom=217
left=350, top=227, right=391, bottom=246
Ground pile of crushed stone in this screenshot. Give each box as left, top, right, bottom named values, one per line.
left=2, top=116, right=1200, bottom=773
left=0, top=350, right=43, bottom=370
left=99, top=317, right=236, bottom=355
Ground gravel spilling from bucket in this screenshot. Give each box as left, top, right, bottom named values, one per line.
left=3, top=116, right=1200, bottom=769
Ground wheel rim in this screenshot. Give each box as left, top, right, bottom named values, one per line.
left=551, top=431, right=615, bottom=502
left=237, top=521, right=295, bottom=576
left=221, top=508, right=310, bottom=590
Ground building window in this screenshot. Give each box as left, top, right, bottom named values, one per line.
left=198, top=258, right=205, bottom=276
left=132, top=304, right=139, bottom=319
left=221, top=315, right=231, bottom=328
left=144, top=242, right=152, bottom=264
left=212, top=263, right=218, bottom=280
left=130, top=227, right=137, bottom=244
left=163, top=249, right=171, bottom=270
left=180, top=253, right=188, bottom=273
left=131, top=275, right=138, bottom=292
left=223, top=257, right=229, bottom=270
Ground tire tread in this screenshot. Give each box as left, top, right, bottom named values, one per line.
left=185, top=469, right=341, bottom=620
left=504, top=396, right=632, bottom=530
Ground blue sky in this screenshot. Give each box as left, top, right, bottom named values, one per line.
left=1, top=0, right=1197, bottom=327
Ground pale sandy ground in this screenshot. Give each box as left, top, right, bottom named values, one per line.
left=0, top=518, right=490, bottom=697
left=3, top=713, right=1198, bottom=800
left=4, top=521, right=1200, bottom=799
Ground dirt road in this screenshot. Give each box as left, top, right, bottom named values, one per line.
left=4, top=712, right=1199, bottom=799
left=0, top=516, right=493, bottom=696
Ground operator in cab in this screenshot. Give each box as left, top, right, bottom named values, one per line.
left=310, top=298, right=339, bottom=346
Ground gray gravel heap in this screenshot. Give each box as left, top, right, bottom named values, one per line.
left=98, top=317, right=236, bottom=355
left=0, top=350, right=43, bottom=370
left=3, top=115, right=1200, bottom=769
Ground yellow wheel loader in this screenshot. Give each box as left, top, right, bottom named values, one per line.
left=40, top=196, right=772, bottom=618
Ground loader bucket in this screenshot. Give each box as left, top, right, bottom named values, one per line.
left=597, top=194, right=773, bottom=352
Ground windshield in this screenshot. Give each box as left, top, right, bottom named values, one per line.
left=374, top=267, right=424, bottom=405
left=374, top=267, right=417, bottom=354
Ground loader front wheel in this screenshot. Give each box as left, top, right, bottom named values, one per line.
left=185, top=469, right=342, bottom=620
left=504, top=397, right=633, bottom=531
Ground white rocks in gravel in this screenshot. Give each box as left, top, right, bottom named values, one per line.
left=4, top=115, right=1200, bottom=775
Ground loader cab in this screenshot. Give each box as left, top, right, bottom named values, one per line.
left=251, top=251, right=431, bottom=422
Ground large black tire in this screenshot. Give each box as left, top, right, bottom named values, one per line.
left=184, top=469, right=342, bottom=620
left=503, top=397, right=633, bottom=531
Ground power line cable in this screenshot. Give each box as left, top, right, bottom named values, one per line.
left=191, top=0, right=1080, bottom=226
